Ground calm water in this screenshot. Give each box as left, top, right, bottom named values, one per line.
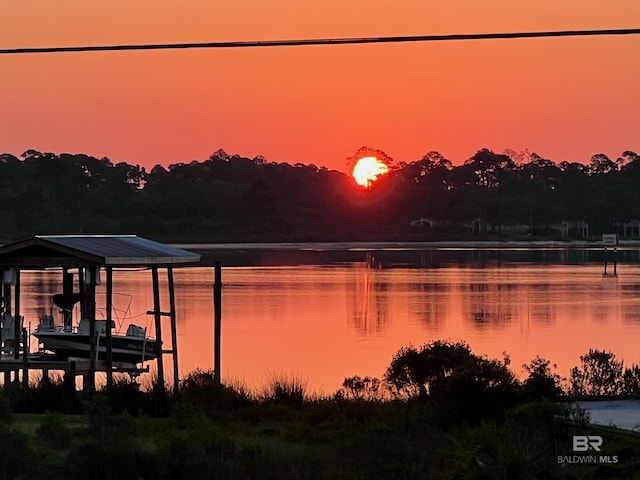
left=19, top=248, right=640, bottom=393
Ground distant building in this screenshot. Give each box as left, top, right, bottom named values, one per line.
left=466, top=217, right=482, bottom=234
left=465, top=218, right=530, bottom=235
left=493, top=224, right=531, bottom=235
left=623, top=219, right=640, bottom=238
left=554, top=220, right=589, bottom=238
left=410, top=217, right=437, bottom=228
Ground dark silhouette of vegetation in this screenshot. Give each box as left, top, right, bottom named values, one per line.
left=570, top=348, right=640, bottom=396
left=1, top=147, right=639, bottom=242
left=522, top=356, right=565, bottom=400
left=261, top=372, right=307, bottom=408
left=383, top=341, right=528, bottom=425
left=1, top=345, right=640, bottom=479
left=385, top=340, right=516, bottom=399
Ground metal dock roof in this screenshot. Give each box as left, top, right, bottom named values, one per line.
left=0, top=235, right=201, bottom=267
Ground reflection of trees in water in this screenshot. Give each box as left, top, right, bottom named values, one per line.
left=461, top=282, right=519, bottom=330
left=349, top=268, right=389, bottom=334
left=405, top=282, right=448, bottom=331
left=623, top=305, right=640, bottom=323
left=458, top=275, right=631, bottom=330
left=21, top=270, right=157, bottom=331
left=410, top=301, right=446, bottom=331
left=528, top=303, right=554, bottom=324
left=23, top=271, right=59, bottom=320
left=412, top=251, right=436, bottom=268
left=526, top=284, right=556, bottom=325
left=591, top=278, right=621, bottom=324
left=620, top=282, right=640, bottom=324
left=348, top=268, right=453, bottom=334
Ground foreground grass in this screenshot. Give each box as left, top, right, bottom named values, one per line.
left=1, top=396, right=640, bottom=480
left=4, top=341, right=640, bottom=480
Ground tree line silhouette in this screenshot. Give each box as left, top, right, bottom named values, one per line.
left=0, top=147, right=638, bottom=242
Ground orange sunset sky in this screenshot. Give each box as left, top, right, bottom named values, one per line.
left=1, top=1, right=639, bottom=173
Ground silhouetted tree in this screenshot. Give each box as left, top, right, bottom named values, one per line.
left=570, top=349, right=624, bottom=396
left=588, top=153, right=617, bottom=175
left=385, top=340, right=518, bottom=424
left=345, top=146, right=395, bottom=173
left=2, top=146, right=640, bottom=242
left=522, top=356, right=564, bottom=399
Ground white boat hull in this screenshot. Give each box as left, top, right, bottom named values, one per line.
left=34, top=330, right=158, bottom=364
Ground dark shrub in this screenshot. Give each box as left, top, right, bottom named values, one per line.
left=0, top=425, right=34, bottom=479
left=179, top=369, right=252, bottom=416
left=570, top=349, right=624, bottom=396
left=36, top=412, right=72, bottom=443
left=385, top=340, right=518, bottom=424
left=522, top=356, right=564, bottom=400
left=65, top=438, right=158, bottom=480
left=0, top=390, right=12, bottom=424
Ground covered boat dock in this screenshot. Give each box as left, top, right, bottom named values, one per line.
left=0, top=235, right=200, bottom=392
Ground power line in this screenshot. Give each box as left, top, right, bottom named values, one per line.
left=1, top=28, right=639, bottom=55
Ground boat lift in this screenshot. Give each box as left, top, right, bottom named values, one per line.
left=0, top=235, right=200, bottom=393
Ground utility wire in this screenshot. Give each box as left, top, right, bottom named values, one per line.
left=1, top=28, right=639, bottom=55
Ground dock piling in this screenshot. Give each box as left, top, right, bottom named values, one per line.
left=213, top=262, right=222, bottom=384
left=151, top=267, right=165, bottom=389
left=167, top=266, right=179, bottom=395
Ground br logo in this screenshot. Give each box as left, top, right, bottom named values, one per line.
left=573, top=435, right=603, bottom=452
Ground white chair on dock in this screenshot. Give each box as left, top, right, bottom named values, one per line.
left=38, top=314, right=56, bottom=331
left=1, top=313, right=24, bottom=355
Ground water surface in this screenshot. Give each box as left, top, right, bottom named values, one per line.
left=19, top=249, right=640, bottom=393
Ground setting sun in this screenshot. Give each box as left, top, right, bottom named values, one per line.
left=353, top=156, right=389, bottom=187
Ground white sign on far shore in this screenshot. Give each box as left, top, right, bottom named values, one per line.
left=602, top=234, right=619, bottom=246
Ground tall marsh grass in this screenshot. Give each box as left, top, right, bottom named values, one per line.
left=262, top=372, right=308, bottom=408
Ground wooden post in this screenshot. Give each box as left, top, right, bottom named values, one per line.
left=62, top=269, right=73, bottom=330
left=78, top=265, right=88, bottom=390
left=64, top=360, right=76, bottom=395
left=152, top=267, right=165, bottom=389
left=2, top=269, right=13, bottom=380
left=106, top=267, right=113, bottom=390
left=1, top=272, right=12, bottom=382
left=167, top=267, right=179, bottom=395
left=87, top=266, right=97, bottom=394
left=0, top=280, right=5, bottom=364
left=3, top=271, right=11, bottom=316
left=21, top=328, right=28, bottom=389
left=213, top=262, right=222, bottom=384
left=0, top=279, right=3, bottom=372
left=13, top=269, right=20, bottom=361
left=78, top=268, right=86, bottom=317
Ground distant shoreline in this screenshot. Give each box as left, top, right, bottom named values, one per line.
left=174, top=239, right=640, bottom=267
left=174, top=239, right=640, bottom=251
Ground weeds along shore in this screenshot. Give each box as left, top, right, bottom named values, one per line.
left=1, top=342, right=640, bottom=479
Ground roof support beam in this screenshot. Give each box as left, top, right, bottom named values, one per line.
left=168, top=266, right=179, bottom=396
left=106, top=267, right=113, bottom=390
left=151, top=267, right=165, bottom=391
